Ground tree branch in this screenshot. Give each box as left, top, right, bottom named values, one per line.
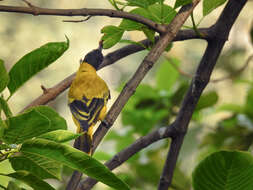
left=0, top=5, right=166, bottom=33
left=158, top=0, right=248, bottom=189
left=20, top=28, right=209, bottom=113
left=78, top=126, right=176, bottom=189
left=71, top=1, right=200, bottom=189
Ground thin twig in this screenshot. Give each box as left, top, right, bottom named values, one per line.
left=63, top=15, right=92, bottom=22
left=212, top=54, right=253, bottom=83
left=166, top=54, right=253, bottom=83
left=21, top=0, right=34, bottom=7
left=165, top=56, right=192, bottom=78
left=0, top=5, right=166, bottom=33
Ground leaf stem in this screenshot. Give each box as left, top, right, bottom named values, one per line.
left=190, top=12, right=202, bottom=37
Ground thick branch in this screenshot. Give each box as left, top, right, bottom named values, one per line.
left=21, top=28, right=209, bottom=113
left=0, top=5, right=166, bottom=33
left=78, top=126, right=176, bottom=189
left=158, top=0, right=248, bottom=189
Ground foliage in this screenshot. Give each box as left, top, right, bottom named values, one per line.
left=102, top=0, right=229, bottom=49
left=0, top=40, right=129, bottom=190
left=193, top=150, right=253, bottom=190
left=1, top=0, right=251, bottom=189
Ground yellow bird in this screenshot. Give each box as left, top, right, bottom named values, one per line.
left=68, top=45, right=110, bottom=155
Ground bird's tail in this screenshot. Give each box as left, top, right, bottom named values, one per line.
left=73, top=118, right=93, bottom=155
left=80, top=132, right=92, bottom=155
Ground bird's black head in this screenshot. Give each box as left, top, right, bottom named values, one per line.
left=83, top=48, right=103, bottom=70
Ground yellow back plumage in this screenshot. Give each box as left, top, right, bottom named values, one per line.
left=68, top=62, right=109, bottom=101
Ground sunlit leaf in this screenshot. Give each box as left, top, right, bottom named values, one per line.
left=38, top=130, right=81, bottom=143
left=119, top=8, right=151, bottom=31
left=7, top=37, right=69, bottom=96
left=0, top=171, right=55, bottom=190
left=203, top=0, right=227, bottom=16
left=148, top=4, right=176, bottom=24
left=10, top=153, right=62, bottom=180
left=174, top=0, right=192, bottom=9
left=21, top=138, right=130, bottom=190
left=3, top=106, right=67, bottom=144
left=101, top=25, right=124, bottom=49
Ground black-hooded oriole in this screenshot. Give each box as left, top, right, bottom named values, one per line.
left=68, top=44, right=110, bottom=155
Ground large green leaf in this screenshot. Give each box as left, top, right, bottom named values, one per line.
left=10, top=153, right=62, bottom=180
left=0, top=59, right=9, bottom=93
left=203, top=0, right=227, bottom=16
left=101, top=25, right=124, bottom=49
left=7, top=38, right=69, bottom=96
left=21, top=138, right=130, bottom=190
left=3, top=106, right=67, bottom=144
left=156, top=59, right=180, bottom=91
left=38, top=130, right=81, bottom=143
left=0, top=171, right=55, bottom=190
left=193, top=150, right=253, bottom=190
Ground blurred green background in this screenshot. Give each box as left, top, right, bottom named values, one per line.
left=0, top=0, right=253, bottom=189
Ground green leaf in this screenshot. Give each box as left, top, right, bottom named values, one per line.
left=156, top=59, right=180, bottom=91
left=171, top=82, right=189, bottom=106
left=0, top=144, right=11, bottom=150
left=0, top=96, right=12, bottom=118
left=7, top=37, right=69, bottom=96
left=148, top=4, right=176, bottom=24
left=126, top=0, right=161, bottom=8
left=0, top=171, right=55, bottom=190
left=10, top=153, right=62, bottom=180
left=165, top=42, right=173, bottom=52
left=217, top=103, right=244, bottom=114
left=195, top=91, right=218, bottom=111
left=0, top=60, right=9, bottom=93
left=193, top=150, right=253, bottom=190
left=142, top=27, right=155, bottom=43
left=119, top=8, right=151, bottom=31
left=7, top=181, right=22, bottom=190
left=38, top=130, right=81, bottom=143
left=119, top=39, right=147, bottom=49
left=203, top=0, right=227, bottom=16
left=101, top=26, right=124, bottom=49
left=21, top=138, right=130, bottom=190
left=245, top=86, right=253, bottom=117
left=93, top=151, right=112, bottom=161
left=3, top=106, right=67, bottom=144
left=0, top=118, right=7, bottom=138
left=174, top=0, right=192, bottom=9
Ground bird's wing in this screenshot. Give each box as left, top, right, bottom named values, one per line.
left=68, top=96, right=106, bottom=131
